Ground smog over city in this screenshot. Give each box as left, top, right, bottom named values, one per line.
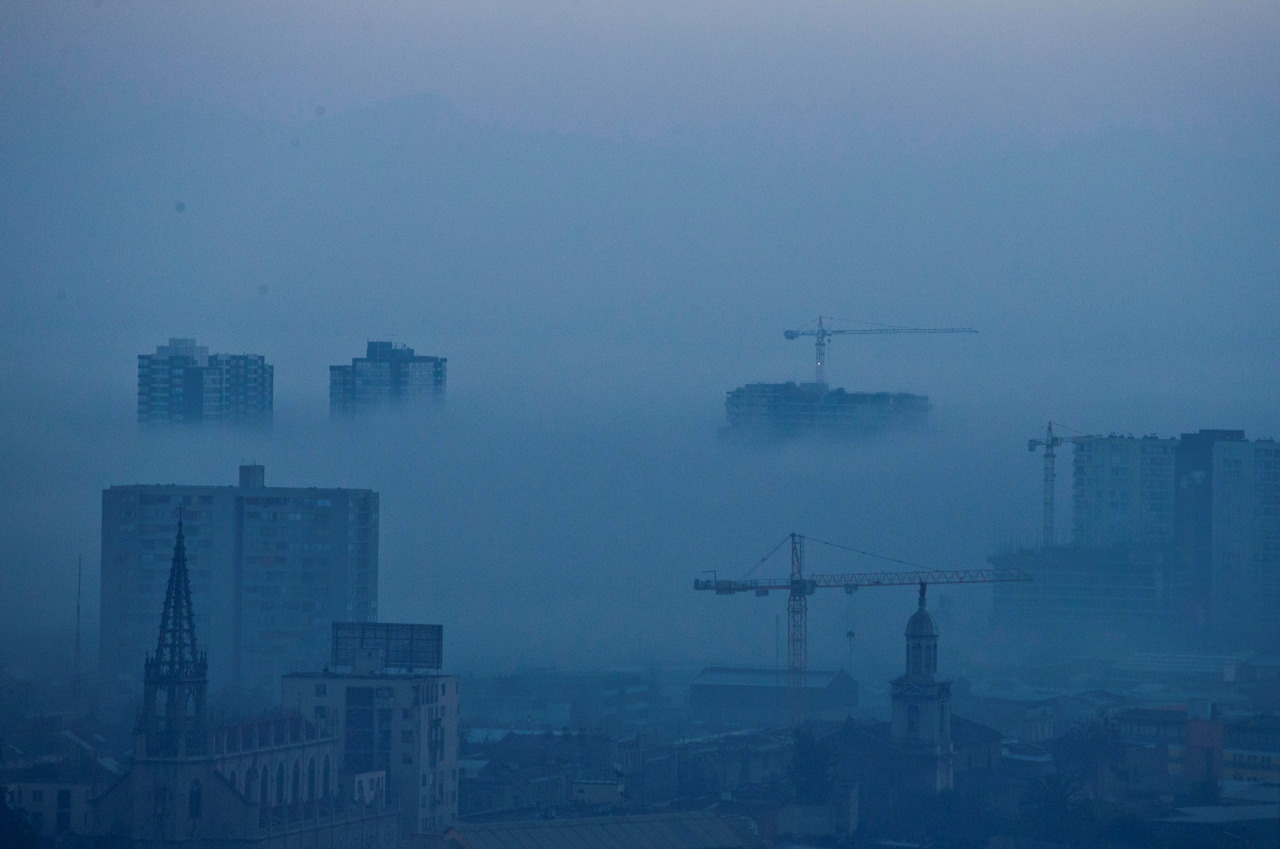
left=1, top=3, right=1277, bottom=848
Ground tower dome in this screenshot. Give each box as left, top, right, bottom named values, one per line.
left=905, top=593, right=938, bottom=638
left=902, top=582, right=939, bottom=679
left=890, top=580, right=954, bottom=794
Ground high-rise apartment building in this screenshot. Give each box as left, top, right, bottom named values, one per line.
left=100, top=465, right=378, bottom=704
left=282, top=624, right=460, bottom=837
left=329, top=342, right=446, bottom=414
left=997, top=429, right=1278, bottom=642
left=1169, top=429, right=1245, bottom=626
left=1071, top=435, right=1177, bottom=549
left=1208, top=437, right=1280, bottom=638
left=137, top=338, right=273, bottom=424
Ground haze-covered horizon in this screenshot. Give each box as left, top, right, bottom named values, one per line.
left=1, top=1, right=1277, bottom=686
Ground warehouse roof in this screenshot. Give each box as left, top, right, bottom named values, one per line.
left=445, top=812, right=758, bottom=849
left=691, top=667, right=852, bottom=691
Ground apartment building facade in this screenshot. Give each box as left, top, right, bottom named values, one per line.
left=100, top=464, right=378, bottom=704
left=330, top=341, right=446, bottom=414
left=138, top=337, right=273, bottom=424
left=1071, top=434, right=1177, bottom=549
left=997, top=429, right=1278, bottom=641
left=282, top=624, right=460, bottom=837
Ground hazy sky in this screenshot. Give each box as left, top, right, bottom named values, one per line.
left=1, top=1, right=1277, bottom=680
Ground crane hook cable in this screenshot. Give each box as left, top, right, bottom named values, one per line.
left=742, top=535, right=793, bottom=579
left=804, top=536, right=932, bottom=571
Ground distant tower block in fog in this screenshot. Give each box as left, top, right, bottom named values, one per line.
left=137, top=337, right=273, bottom=424
left=100, top=464, right=379, bottom=707
left=329, top=341, right=446, bottom=414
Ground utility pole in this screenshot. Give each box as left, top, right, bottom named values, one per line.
left=1028, top=422, right=1065, bottom=547
left=74, top=555, right=82, bottom=705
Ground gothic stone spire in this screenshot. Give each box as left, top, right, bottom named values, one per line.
left=152, top=512, right=202, bottom=678
left=139, top=510, right=208, bottom=758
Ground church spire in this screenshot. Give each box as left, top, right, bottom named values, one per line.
left=139, top=509, right=208, bottom=758
left=153, top=511, right=201, bottom=678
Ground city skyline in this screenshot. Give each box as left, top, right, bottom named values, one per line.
left=1, top=2, right=1277, bottom=844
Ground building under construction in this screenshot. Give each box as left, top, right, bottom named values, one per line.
left=724, top=382, right=930, bottom=437
left=723, top=317, right=974, bottom=438
left=994, top=427, right=1280, bottom=646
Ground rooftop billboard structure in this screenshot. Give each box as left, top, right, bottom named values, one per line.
left=331, top=622, right=443, bottom=674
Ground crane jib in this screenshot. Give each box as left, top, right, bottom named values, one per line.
left=782, top=317, right=978, bottom=385
left=693, top=531, right=1030, bottom=727
left=693, top=568, right=1029, bottom=595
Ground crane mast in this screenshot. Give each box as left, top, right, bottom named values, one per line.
left=1028, top=422, right=1066, bottom=546
left=695, top=533, right=1031, bottom=726
left=783, top=316, right=978, bottom=386
left=786, top=536, right=806, bottom=724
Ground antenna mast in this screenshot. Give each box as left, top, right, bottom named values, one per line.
left=74, top=555, right=82, bottom=705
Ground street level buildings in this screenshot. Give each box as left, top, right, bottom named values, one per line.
left=100, top=464, right=378, bottom=705
left=330, top=341, right=446, bottom=414
left=689, top=668, right=858, bottom=728
left=138, top=338, right=273, bottom=424
left=282, top=623, right=461, bottom=837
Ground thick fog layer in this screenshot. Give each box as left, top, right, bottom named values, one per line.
left=1, top=1, right=1277, bottom=683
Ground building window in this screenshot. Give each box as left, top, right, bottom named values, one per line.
left=315, top=683, right=327, bottom=697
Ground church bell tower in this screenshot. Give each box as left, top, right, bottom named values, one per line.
left=890, top=583, right=953, bottom=793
